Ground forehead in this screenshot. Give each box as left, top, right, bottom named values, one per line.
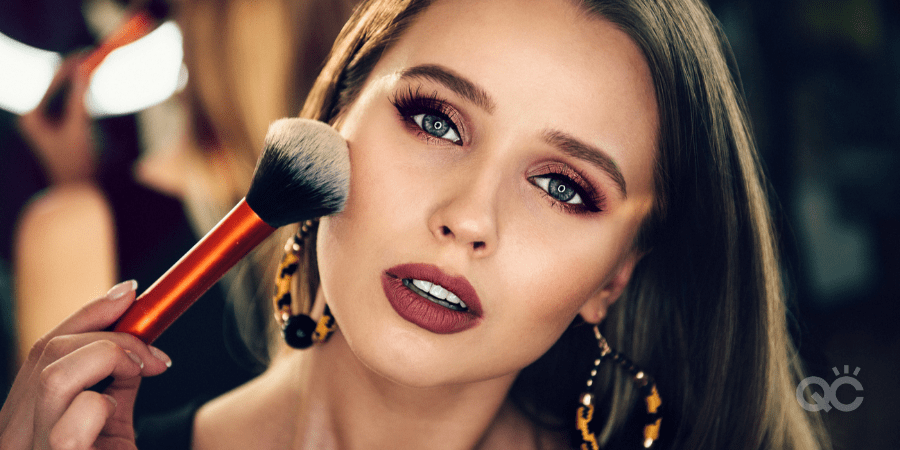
left=367, top=0, right=659, bottom=198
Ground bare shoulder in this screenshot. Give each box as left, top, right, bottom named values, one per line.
left=17, top=182, right=113, bottom=238
left=14, top=182, right=117, bottom=360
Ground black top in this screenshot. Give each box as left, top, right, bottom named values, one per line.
left=0, top=114, right=251, bottom=405
left=95, top=154, right=257, bottom=419
left=135, top=398, right=202, bottom=450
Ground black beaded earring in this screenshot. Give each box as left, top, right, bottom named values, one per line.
left=272, top=220, right=336, bottom=349
left=577, top=325, right=662, bottom=450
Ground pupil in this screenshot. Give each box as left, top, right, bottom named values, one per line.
left=423, top=114, right=449, bottom=137
left=548, top=178, right=575, bottom=202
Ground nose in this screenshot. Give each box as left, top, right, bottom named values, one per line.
left=427, top=168, right=500, bottom=257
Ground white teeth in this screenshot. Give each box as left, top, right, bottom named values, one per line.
left=410, top=278, right=463, bottom=305
left=412, top=279, right=433, bottom=292
left=428, top=284, right=448, bottom=299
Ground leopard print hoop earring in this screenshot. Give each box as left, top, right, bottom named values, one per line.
left=577, top=325, right=662, bottom=449
left=272, top=219, right=336, bottom=349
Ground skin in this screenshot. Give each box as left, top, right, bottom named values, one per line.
left=13, top=54, right=117, bottom=363
left=0, top=0, right=658, bottom=449
left=317, top=0, right=659, bottom=390
left=17, top=54, right=97, bottom=185
left=14, top=183, right=118, bottom=364
left=0, top=281, right=171, bottom=450
left=198, top=0, right=658, bottom=449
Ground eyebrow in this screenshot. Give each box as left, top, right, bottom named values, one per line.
left=399, top=65, right=626, bottom=198
left=399, top=64, right=497, bottom=114
left=542, top=130, right=628, bottom=198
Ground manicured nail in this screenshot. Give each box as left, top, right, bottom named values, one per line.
left=125, top=350, right=144, bottom=369
left=106, top=280, right=137, bottom=301
left=149, top=346, right=172, bottom=368
left=103, top=394, right=117, bottom=408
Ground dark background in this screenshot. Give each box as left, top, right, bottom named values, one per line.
left=706, top=1, right=899, bottom=448
left=1, top=0, right=898, bottom=448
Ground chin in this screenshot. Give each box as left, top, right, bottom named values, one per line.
left=350, top=323, right=464, bottom=386
left=345, top=320, right=534, bottom=394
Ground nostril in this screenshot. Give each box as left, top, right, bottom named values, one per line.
left=435, top=225, right=488, bottom=252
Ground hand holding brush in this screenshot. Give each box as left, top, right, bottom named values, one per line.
left=43, top=0, right=172, bottom=121
left=0, top=118, right=349, bottom=448
left=19, top=114, right=347, bottom=400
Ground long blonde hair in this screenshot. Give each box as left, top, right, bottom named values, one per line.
left=173, top=0, right=358, bottom=365
left=291, top=0, right=831, bottom=447
left=177, top=0, right=357, bottom=224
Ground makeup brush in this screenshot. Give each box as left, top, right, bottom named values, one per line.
left=112, top=118, right=349, bottom=344
left=44, top=0, right=172, bottom=121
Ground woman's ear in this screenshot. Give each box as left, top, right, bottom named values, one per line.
left=578, top=249, right=645, bottom=324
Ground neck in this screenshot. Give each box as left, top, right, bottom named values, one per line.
left=279, top=328, right=520, bottom=450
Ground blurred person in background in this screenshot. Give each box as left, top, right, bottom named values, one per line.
left=7, top=0, right=358, bottom=435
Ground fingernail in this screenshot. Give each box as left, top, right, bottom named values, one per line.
left=149, top=346, right=172, bottom=368
left=103, top=394, right=117, bottom=407
left=125, top=350, right=144, bottom=369
left=106, top=280, right=138, bottom=300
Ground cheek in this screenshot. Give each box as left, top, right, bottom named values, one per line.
left=315, top=105, right=428, bottom=311
left=520, top=255, right=606, bottom=319
left=481, top=225, right=621, bottom=360
left=325, top=100, right=408, bottom=237
left=334, top=142, right=422, bottom=242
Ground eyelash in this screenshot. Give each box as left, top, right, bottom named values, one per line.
left=390, top=86, right=465, bottom=146
left=528, top=163, right=606, bottom=214
left=389, top=87, right=605, bottom=215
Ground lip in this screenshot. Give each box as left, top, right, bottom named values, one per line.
left=381, top=263, right=483, bottom=334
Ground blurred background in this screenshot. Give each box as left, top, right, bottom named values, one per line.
left=0, top=0, right=358, bottom=436
left=706, top=1, right=899, bottom=448
left=0, top=0, right=897, bottom=448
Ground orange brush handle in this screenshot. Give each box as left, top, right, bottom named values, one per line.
left=113, top=199, right=276, bottom=344
left=81, top=10, right=159, bottom=75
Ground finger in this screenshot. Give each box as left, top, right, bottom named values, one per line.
left=2, top=281, right=135, bottom=433
left=39, top=53, right=85, bottom=105
left=24, top=280, right=138, bottom=366
left=34, top=64, right=80, bottom=120
left=0, top=281, right=144, bottom=447
left=65, top=64, right=92, bottom=120
left=51, top=55, right=83, bottom=86
left=21, top=335, right=168, bottom=450
left=43, top=392, right=117, bottom=450
left=102, top=344, right=172, bottom=427
left=32, top=340, right=144, bottom=443
left=34, top=331, right=172, bottom=387
left=71, top=60, right=91, bottom=94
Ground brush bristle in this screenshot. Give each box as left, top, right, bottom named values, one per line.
left=245, top=118, right=350, bottom=227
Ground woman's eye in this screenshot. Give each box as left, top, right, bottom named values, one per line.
left=532, top=175, right=584, bottom=205
left=411, top=113, right=461, bottom=143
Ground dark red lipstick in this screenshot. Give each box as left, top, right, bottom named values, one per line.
left=381, top=263, right=483, bottom=334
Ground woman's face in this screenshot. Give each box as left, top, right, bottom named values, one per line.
left=316, top=0, right=658, bottom=387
